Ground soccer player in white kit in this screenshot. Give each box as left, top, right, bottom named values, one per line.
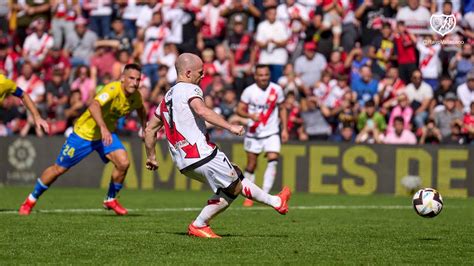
left=144, top=53, right=291, bottom=238
left=236, top=64, right=289, bottom=207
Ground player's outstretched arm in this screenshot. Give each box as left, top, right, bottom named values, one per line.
left=144, top=115, right=163, bottom=171
left=236, top=101, right=259, bottom=122
left=190, top=97, right=244, bottom=136
left=137, top=105, right=148, bottom=139
left=22, top=93, right=49, bottom=134
left=88, top=100, right=112, bottom=145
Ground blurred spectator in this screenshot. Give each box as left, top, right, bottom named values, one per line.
left=416, top=35, right=441, bottom=90
left=140, top=11, right=171, bottom=87
left=213, top=44, right=233, bottom=84
left=51, top=0, right=80, bottom=48
left=221, top=0, right=261, bottom=34
left=63, top=89, right=86, bottom=136
left=255, top=5, right=289, bottom=83
left=283, top=91, right=304, bottom=140
left=379, top=66, right=405, bottom=109
left=64, top=17, right=99, bottom=67
left=112, top=49, right=132, bottom=80
left=434, top=92, right=462, bottom=139
left=11, top=0, right=51, bottom=46
left=354, top=0, right=396, bottom=47
left=387, top=93, right=413, bottom=133
left=393, top=21, right=417, bottom=84
left=136, top=0, right=160, bottom=31
left=120, top=0, right=141, bottom=39
left=46, top=69, right=70, bottom=121
left=332, top=122, right=356, bottom=142
left=197, top=0, right=226, bottom=48
left=218, top=89, right=238, bottom=120
left=278, top=63, right=305, bottom=99
left=430, top=74, right=455, bottom=113
left=0, top=42, right=18, bottom=79
left=419, top=118, right=442, bottom=144
left=395, top=0, right=431, bottom=35
left=405, top=70, right=432, bottom=129
left=276, top=0, right=309, bottom=56
left=107, top=18, right=133, bottom=53
left=0, top=0, right=7, bottom=34
left=351, top=65, right=379, bottom=107
left=83, top=0, right=113, bottom=38
left=225, top=15, right=256, bottom=95
left=160, top=43, right=178, bottom=84
left=357, top=99, right=386, bottom=133
left=22, top=18, right=54, bottom=69
left=449, top=44, right=474, bottom=87
left=355, top=122, right=383, bottom=144
left=345, top=43, right=371, bottom=82
left=90, top=44, right=116, bottom=83
left=368, top=22, right=395, bottom=80
left=462, top=102, right=474, bottom=141
left=442, top=123, right=465, bottom=145
left=70, top=65, right=95, bottom=105
left=299, top=97, right=332, bottom=141
left=42, top=46, right=71, bottom=82
left=321, top=0, right=343, bottom=49
left=201, top=49, right=218, bottom=91
left=457, top=71, right=474, bottom=113
left=326, top=50, right=347, bottom=79
left=162, top=0, right=198, bottom=50
left=294, top=42, right=327, bottom=89
left=383, top=116, right=417, bottom=144
left=16, top=61, right=46, bottom=137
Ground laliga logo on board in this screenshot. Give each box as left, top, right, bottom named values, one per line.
left=430, top=14, right=456, bottom=36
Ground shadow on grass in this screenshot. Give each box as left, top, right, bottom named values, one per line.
left=158, top=231, right=289, bottom=238
left=418, top=237, right=442, bottom=241
left=0, top=209, right=17, bottom=212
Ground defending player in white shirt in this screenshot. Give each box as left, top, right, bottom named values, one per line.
left=144, top=53, right=291, bottom=238
left=236, top=64, right=289, bottom=207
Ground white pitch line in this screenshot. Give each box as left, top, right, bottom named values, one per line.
left=0, top=205, right=411, bottom=215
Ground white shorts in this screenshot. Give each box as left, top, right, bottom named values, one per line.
left=182, top=149, right=239, bottom=193
left=244, top=134, right=281, bottom=154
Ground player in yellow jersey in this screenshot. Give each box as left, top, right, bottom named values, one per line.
left=19, top=64, right=147, bottom=216
left=0, top=74, right=48, bottom=133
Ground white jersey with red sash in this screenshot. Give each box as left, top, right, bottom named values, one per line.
left=240, top=82, right=285, bottom=138
left=141, top=25, right=170, bottom=65
left=155, top=82, right=216, bottom=171
left=23, top=33, right=54, bottom=63
left=417, top=43, right=441, bottom=79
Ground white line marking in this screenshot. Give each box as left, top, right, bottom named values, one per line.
left=0, top=205, right=412, bottom=215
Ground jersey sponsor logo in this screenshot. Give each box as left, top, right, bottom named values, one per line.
left=98, top=93, right=110, bottom=103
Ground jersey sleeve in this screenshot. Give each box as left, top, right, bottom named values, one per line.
left=186, top=85, right=204, bottom=104
left=0, top=75, right=19, bottom=96
left=94, top=84, right=117, bottom=106
left=240, top=88, right=251, bottom=104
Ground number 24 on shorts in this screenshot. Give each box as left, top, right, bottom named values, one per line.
left=62, top=144, right=75, bottom=158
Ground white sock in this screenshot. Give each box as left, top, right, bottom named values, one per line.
left=241, top=178, right=281, bottom=208
left=193, top=197, right=230, bottom=227
left=244, top=171, right=255, bottom=183
left=262, top=160, right=278, bottom=193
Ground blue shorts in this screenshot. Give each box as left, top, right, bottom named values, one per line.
left=55, top=132, right=125, bottom=169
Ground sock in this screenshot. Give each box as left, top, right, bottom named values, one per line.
left=29, top=178, right=49, bottom=201
left=262, top=160, right=278, bottom=193
left=106, top=182, right=123, bottom=200
left=193, top=195, right=231, bottom=227
left=244, top=170, right=255, bottom=183
left=241, top=178, right=281, bottom=208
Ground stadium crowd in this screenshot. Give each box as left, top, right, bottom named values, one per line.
left=0, top=0, right=473, bottom=144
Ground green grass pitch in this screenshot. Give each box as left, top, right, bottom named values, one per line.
left=1, top=187, right=473, bottom=264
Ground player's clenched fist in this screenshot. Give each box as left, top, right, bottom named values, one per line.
left=145, top=158, right=159, bottom=171
left=230, top=125, right=245, bottom=136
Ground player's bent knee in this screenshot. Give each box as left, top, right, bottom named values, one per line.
left=115, top=158, right=130, bottom=171
left=52, top=164, right=68, bottom=176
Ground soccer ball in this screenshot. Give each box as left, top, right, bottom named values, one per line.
left=412, top=188, right=443, bottom=218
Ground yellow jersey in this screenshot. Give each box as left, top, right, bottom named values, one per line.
left=0, top=74, right=18, bottom=104
left=74, top=81, right=144, bottom=141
